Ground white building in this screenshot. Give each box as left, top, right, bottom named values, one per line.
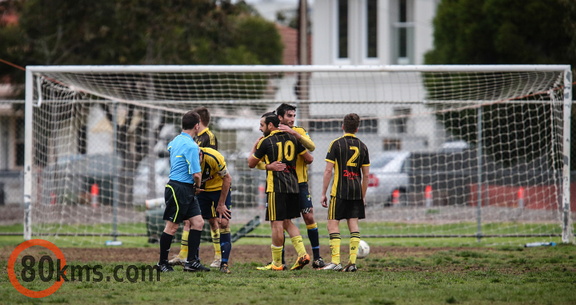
left=307, top=0, right=446, bottom=153
left=312, top=0, right=438, bottom=65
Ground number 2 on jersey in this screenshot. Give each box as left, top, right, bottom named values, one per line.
left=346, top=146, right=359, bottom=167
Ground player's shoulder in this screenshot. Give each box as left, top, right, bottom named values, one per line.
left=200, top=146, right=219, bottom=155
left=326, top=135, right=346, bottom=150
left=292, top=125, right=308, bottom=135
left=256, top=134, right=274, bottom=147
left=205, top=128, right=217, bottom=137
left=331, top=135, right=347, bottom=144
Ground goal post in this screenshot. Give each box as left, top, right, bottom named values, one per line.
left=24, top=64, right=573, bottom=245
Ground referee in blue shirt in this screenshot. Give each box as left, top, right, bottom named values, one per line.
left=156, top=111, right=210, bottom=272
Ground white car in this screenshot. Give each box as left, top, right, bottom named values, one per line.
left=133, top=157, right=170, bottom=205
left=364, top=151, right=411, bottom=206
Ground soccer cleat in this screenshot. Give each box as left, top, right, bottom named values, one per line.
left=290, top=254, right=311, bottom=271
left=210, top=258, right=222, bottom=268
left=183, top=260, right=211, bottom=272
left=321, top=263, right=343, bottom=271
left=155, top=261, right=174, bottom=272
left=342, top=263, right=357, bottom=272
left=312, top=257, right=326, bottom=269
left=219, top=263, right=231, bottom=274
left=256, top=263, right=286, bottom=271
left=168, top=255, right=186, bottom=266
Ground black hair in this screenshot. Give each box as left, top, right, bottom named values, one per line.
left=182, top=111, right=200, bottom=130
left=193, top=106, right=210, bottom=126
left=343, top=113, right=360, bottom=133
left=262, top=111, right=280, bottom=127
left=276, top=103, right=296, bottom=117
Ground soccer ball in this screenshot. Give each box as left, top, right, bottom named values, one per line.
left=357, top=240, right=370, bottom=259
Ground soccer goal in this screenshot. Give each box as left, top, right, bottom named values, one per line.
left=24, top=65, right=574, bottom=246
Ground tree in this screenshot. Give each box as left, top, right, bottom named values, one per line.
left=425, top=0, right=576, bottom=65
left=0, top=0, right=284, bottom=204
left=1, top=0, right=282, bottom=85
left=424, top=0, right=576, bottom=169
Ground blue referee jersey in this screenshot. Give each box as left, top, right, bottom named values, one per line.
left=167, top=132, right=201, bottom=184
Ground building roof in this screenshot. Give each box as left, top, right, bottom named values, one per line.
left=276, top=24, right=312, bottom=65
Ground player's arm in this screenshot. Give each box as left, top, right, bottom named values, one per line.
left=283, top=125, right=315, bottom=151
left=320, top=160, right=335, bottom=208
left=188, top=145, right=203, bottom=191
left=301, top=151, right=314, bottom=164
left=216, top=170, right=232, bottom=220
left=361, top=165, right=370, bottom=204
left=297, top=134, right=315, bottom=152
left=248, top=137, right=264, bottom=168
left=247, top=155, right=261, bottom=168
left=256, top=160, right=286, bottom=171
left=193, top=172, right=202, bottom=191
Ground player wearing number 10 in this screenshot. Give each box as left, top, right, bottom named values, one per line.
left=320, top=113, right=370, bottom=272
left=248, top=112, right=313, bottom=271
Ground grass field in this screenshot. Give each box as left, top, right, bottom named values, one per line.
left=2, top=221, right=575, bottom=305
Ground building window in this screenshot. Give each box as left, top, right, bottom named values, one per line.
left=383, top=138, right=402, bottom=151
left=389, top=107, right=411, bottom=134
left=338, top=0, right=348, bottom=59
left=392, top=0, right=414, bottom=64
left=366, top=0, right=378, bottom=58
left=309, top=117, right=378, bottom=133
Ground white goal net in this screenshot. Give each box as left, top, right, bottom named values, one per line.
left=24, top=65, right=574, bottom=246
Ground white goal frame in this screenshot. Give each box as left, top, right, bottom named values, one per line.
left=23, top=64, right=573, bottom=244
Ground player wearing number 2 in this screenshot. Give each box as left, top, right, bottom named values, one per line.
left=320, top=113, right=370, bottom=272
left=248, top=112, right=313, bottom=271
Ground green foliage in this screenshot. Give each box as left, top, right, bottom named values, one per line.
left=0, top=0, right=283, bottom=96
left=425, top=0, right=576, bottom=65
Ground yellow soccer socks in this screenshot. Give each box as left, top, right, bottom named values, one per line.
left=177, top=230, right=189, bottom=259
left=349, top=232, right=361, bottom=265
left=329, top=233, right=341, bottom=265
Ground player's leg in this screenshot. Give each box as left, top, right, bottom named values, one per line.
left=269, top=220, right=285, bottom=269
left=285, top=193, right=310, bottom=271
left=342, top=199, right=364, bottom=272
left=169, top=220, right=190, bottom=265
left=208, top=218, right=222, bottom=267
left=299, top=183, right=324, bottom=268
left=183, top=197, right=210, bottom=272
left=157, top=220, right=179, bottom=272
left=195, top=192, right=218, bottom=266
left=344, top=218, right=360, bottom=272
left=216, top=190, right=233, bottom=273
left=158, top=181, right=186, bottom=272
left=322, top=196, right=343, bottom=271
left=284, top=219, right=311, bottom=270
left=257, top=192, right=286, bottom=271
left=218, top=218, right=232, bottom=273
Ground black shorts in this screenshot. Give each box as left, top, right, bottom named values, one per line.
left=197, top=190, right=232, bottom=220
left=327, top=196, right=365, bottom=221
left=298, top=182, right=313, bottom=214
left=265, top=192, right=300, bottom=221
left=163, top=180, right=201, bottom=223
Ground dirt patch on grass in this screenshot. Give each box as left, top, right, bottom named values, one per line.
left=0, top=244, right=479, bottom=264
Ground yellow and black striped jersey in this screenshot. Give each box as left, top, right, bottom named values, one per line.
left=253, top=130, right=306, bottom=194
left=195, top=128, right=218, bottom=150
left=199, top=147, right=228, bottom=192
left=292, top=126, right=314, bottom=183
left=325, top=133, right=370, bottom=200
